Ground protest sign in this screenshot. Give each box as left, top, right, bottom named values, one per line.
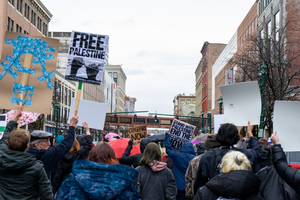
left=68, top=98, right=107, bottom=130
left=0, top=32, right=59, bottom=114
left=214, top=114, right=224, bottom=133
left=274, top=101, right=300, bottom=152
left=0, top=115, right=7, bottom=139
left=128, top=125, right=147, bottom=145
left=219, top=81, right=261, bottom=126
left=65, top=31, right=109, bottom=85
left=169, top=119, right=195, bottom=150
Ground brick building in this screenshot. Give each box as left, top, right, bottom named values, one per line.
left=0, top=0, right=51, bottom=58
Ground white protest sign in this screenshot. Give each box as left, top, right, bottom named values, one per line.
left=68, top=98, right=107, bottom=130
left=219, top=81, right=261, bottom=126
left=214, top=114, right=224, bottom=133
left=273, top=101, right=300, bottom=152
left=169, top=119, right=195, bottom=150
left=65, top=31, right=109, bottom=85
left=0, top=114, right=7, bottom=139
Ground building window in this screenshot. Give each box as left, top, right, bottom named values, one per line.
left=72, top=91, right=75, bottom=98
left=24, top=30, right=28, bottom=34
left=68, top=90, right=71, bottom=106
left=37, top=17, right=42, bottom=31
left=187, top=100, right=191, bottom=104
left=180, top=100, right=185, bottom=106
left=43, top=22, right=47, bottom=36
left=65, top=87, right=68, bottom=105
left=7, top=17, right=14, bottom=32
left=8, top=0, right=14, bottom=6
left=17, top=0, right=22, bottom=13
left=274, top=11, right=280, bottom=42
left=31, top=10, right=36, bottom=26
left=193, top=100, right=195, bottom=104
left=16, top=24, right=22, bottom=33
left=108, top=72, right=112, bottom=78
left=113, top=72, right=117, bottom=83
left=24, top=3, right=30, bottom=20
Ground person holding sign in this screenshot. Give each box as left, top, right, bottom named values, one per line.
left=26, top=112, right=79, bottom=181
left=0, top=106, right=53, bottom=200
left=165, top=133, right=196, bottom=200
left=270, top=132, right=300, bottom=196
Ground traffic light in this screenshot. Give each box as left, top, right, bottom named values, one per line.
left=154, top=115, right=158, bottom=122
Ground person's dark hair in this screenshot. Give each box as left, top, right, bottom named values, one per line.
left=140, top=142, right=161, bottom=166
left=216, top=123, right=240, bottom=146
left=7, top=129, right=30, bottom=152
left=87, top=142, right=119, bottom=164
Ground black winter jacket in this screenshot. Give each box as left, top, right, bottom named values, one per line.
left=52, top=135, right=93, bottom=194
left=121, top=138, right=151, bottom=168
left=194, top=136, right=262, bottom=194
left=272, top=144, right=300, bottom=196
left=26, top=126, right=75, bottom=180
left=194, top=170, right=262, bottom=200
left=0, top=121, right=53, bottom=200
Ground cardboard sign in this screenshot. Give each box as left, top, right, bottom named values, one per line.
left=169, top=119, right=195, bottom=150
left=0, top=32, right=59, bottom=114
left=274, top=101, right=300, bottom=152
left=219, top=81, right=261, bottom=126
left=0, top=115, right=7, bottom=139
left=65, top=31, right=109, bottom=85
left=68, top=98, right=107, bottom=130
left=129, top=125, right=147, bottom=145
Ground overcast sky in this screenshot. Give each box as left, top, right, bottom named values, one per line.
left=43, top=0, right=256, bottom=116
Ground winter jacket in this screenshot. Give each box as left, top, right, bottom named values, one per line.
left=135, top=164, right=177, bottom=200
left=185, top=155, right=202, bottom=200
left=0, top=121, right=53, bottom=200
left=55, top=160, right=140, bottom=200
left=27, top=126, right=75, bottom=180
left=121, top=138, right=151, bottom=168
left=194, top=170, right=262, bottom=200
left=165, top=133, right=196, bottom=191
left=52, top=135, right=93, bottom=194
left=272, top=144, right=300, bottom=196
left=194, top=136, right=262, bottom=193
left=253, top=148, right=269, bottom=174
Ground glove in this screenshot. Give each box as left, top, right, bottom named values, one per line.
left=128, top=140, right=133, bottom=146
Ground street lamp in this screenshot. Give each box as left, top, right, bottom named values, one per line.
left=257, top=64, right=267, bottom=137
left=54, top=101, right=60, bottom=137
left=201, top=110, right=205, bottom=131
left=218, top=97, right=223, bottom=114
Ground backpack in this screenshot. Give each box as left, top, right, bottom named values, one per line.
left=255, top=148, right=299, bottom=200
left=209, top=146, right=238, bottom=178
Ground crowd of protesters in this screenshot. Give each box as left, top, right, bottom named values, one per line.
left=0, top=106, right=299, bottom=200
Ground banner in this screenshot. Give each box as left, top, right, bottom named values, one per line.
left=129, top=125, right=147, bottom=145
left=273, top=101, right=300, bottom=152
left=169, top=119, right=195, bottom=150
left=225, top=70, right=233, bottom=85
left=65, top=31, right=109, bottom=85
left=0, top=32, right=59, bottom=114
left=219, top=81, right=261, bottom=126
left=0, top=115, right=7, bottom=139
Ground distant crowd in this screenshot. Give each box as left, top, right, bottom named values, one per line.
left=0, top=106, right=299, bottom=200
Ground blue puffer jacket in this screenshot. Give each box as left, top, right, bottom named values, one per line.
left=55, top=160, right=140, bottom=200
left=165, top=133, right=196, bottom=190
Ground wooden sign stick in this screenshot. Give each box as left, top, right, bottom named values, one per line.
left=18, top=54, right=33, bottom=127
left=74, top=81, right=82, bottom=116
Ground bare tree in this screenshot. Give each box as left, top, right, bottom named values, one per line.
left=232, top=19, right=300, bottom=132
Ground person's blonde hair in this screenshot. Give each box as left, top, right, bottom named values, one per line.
left=221, top=151, right=251, bottom=173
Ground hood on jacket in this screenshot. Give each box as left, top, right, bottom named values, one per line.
left=206, top=170, right=260, bottom=199
left=140, top=138, right=151, bottom=153
left=179, top=142, right=196, bottom=155
left=26, top=147, right=46, bottom=160
left=0, top=150, right=37, bottom=172
left=149, top=160, right=167, bottom=172
left=70, top=160, right=140, bottom=199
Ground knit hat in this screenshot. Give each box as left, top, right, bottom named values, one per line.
left=204, top=134, right=221, bottom=150
left=56, top=135, right=64, bottom=143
